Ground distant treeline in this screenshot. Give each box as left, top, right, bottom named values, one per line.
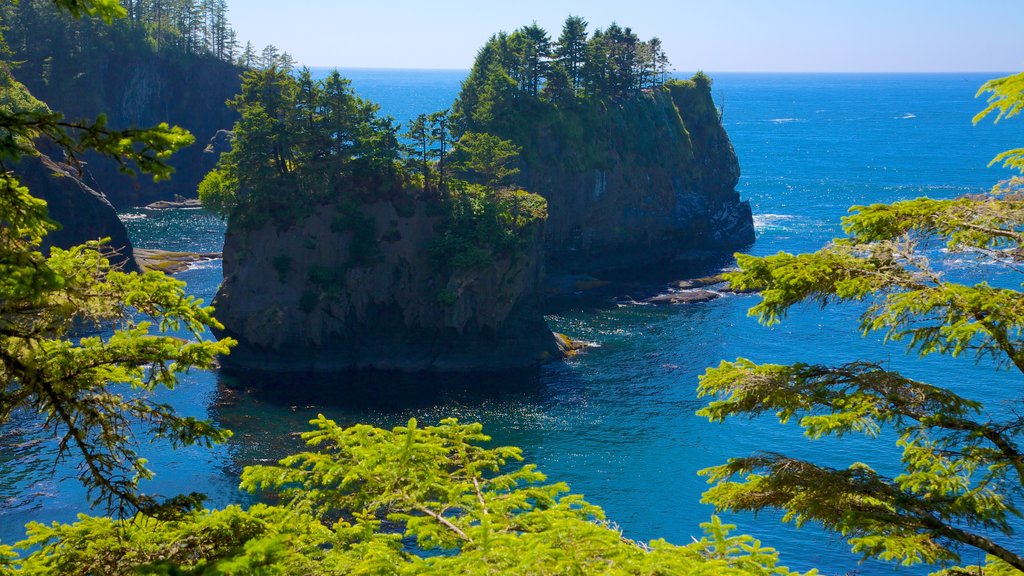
left=2, top=0, right=295, bottom=86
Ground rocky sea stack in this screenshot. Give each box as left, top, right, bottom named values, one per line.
left=519, top=79, right=753, bottom=273
left=207, top=19, right=756, bottom=373
left=454, top=72, right=754, bottom=275
left=214, top=200, right=558, bottom=372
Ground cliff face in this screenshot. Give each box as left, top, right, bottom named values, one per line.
left=17, top=153, right=139, bottom=272
left=21, top=54, right=240, bottom=208
left=214, top=201, right=559, bottom=373
left=514, top=80, right=754, bottom=273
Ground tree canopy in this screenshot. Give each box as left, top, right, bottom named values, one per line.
left=1, top=417, right=814, bottom=575
left=452, top=16, right=670, bottom=136
left=698, top=71, right=1024, bottom=574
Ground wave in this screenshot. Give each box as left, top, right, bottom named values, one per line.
left=769, top=117, right=807, bottom=124
left=753, top=213, right=799, bottom=232
left=118, top=212, right=148, bottom=221
left=897, top=113, right=917, bottom=119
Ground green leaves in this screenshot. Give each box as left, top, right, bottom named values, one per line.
left=703, top=72, right=1024, bottom=572
left=3, top=418, right=814, bottom=575
left=0, top=10, right=229, bottom=517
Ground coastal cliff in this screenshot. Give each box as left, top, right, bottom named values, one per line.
left=458, top=76, right=754, bottom=274
left=528, top=80, right=753, bottom=272
left=17, top=152, right=139, bottom=272
left=3, top=1, right=241, bottom=208
left=213, top=200, right=559, bottom=372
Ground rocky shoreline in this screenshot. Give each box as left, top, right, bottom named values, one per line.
left=134, top=248, right=221, bottom=274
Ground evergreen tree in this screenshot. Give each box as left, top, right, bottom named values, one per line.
left=238, top=40, right=256, bottom=68
left=698, top=71, right=1024, bottom=573
left=554, top=15, right=588, bottom=93
left=0, top=0, right=232, bottom=516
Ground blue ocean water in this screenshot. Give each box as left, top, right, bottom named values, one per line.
left=2, top=71, right=1022, bottom=575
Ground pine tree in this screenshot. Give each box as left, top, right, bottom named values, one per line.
left=554, top=15, right=588, bottom=93
left=699, top=71, right=1024, bottom=573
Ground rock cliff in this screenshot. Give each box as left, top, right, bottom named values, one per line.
left=17, top=152, right=139, bottom=272
left=17, top=53, right=239, bottom=209
left=214, top=201, right=559, bottom=372
left=477, top=77, right=754, bottom=274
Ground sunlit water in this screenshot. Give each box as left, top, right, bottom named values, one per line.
left=2, top=71, right=1022, bottom=575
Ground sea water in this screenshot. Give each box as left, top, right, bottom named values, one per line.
left=2, top=71, right=1021, bottom=575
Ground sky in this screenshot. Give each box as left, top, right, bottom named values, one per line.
left=227, top=0, right=1023, bottom=72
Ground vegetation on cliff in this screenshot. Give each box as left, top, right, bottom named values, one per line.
left=199, top=63, right=548, bottom=275
left=449, top=18, right=752, bottom=273
left=451, top=16, right=678, bottom=166
left=0, top=0, right=270, bottom=206
left=698, top=71, right=1024, bottom=573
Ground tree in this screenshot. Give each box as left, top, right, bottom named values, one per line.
left=2, top=417, right=814, bottom=575
left=0, top=0, right=233, bottom=517
left=698, top=71, right=1024, bottom=574
left=449, top=131, right=521, bottom=189
left=429, top=109, right=450, bottom=191
left=402, top=113, right=432, bottom=192
left=554, top=15, right=588, bottom=93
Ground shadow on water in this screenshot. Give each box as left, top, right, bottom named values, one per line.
left=216, top=365, right=548, bottom=413
left=209, top=366, right=561, bottom=474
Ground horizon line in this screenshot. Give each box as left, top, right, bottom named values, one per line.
left=299, top=66, right=1014, bottom=75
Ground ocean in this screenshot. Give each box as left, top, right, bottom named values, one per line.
left=2, top=71, right=1021, bottom=575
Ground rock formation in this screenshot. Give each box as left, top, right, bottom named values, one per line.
left=214, top=201, right=559, bottom=372
left=458, top=76, right=754, bottom=274
left=17, top=152, right=138, bottom=272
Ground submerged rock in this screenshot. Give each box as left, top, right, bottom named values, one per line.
left=214, top=201, right=560, bottom=373
left=134, top=249, right=221, bottom=274
left=644, top=290, right=721, bottom=305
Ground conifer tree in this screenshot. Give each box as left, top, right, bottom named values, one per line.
left=555, top=15, right=588, bottom=93
left=0, top=0, right=232, bottom=516
left=698, top=71, right=1024, bottom=573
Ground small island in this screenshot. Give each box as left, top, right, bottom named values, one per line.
left=204, top=18, right=754, bottom=373
left=201, top=67, right=560, bottom=371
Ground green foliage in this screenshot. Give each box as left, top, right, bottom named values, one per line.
left=429, top=185, right=547, bottom=272
left=436, top=288, right=458, bottom=306
left=0, top=1, right=233, bottom=516
left=698, top=71, right=1024, bottom=573
left=1, top=418, right=815, bottom=575
left=449, top=131, right=521, bottom=187
left=201, top=65, right=403, bottom=229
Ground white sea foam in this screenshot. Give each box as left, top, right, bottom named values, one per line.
left=897, top=113, right=917, bottom=119
left=769, top=117, right=807, bottom=124
left=118, top=212, right=148, bottom=221
left=753, top=213, right=798, bottom=232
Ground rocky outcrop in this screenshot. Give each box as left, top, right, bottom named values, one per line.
left=17, top=153, right=138, bottom=272
left=214, top=201, right=560, bottom=372
left=513, top=78, right=754, bottom=274
left=19, top=55, right=240, bottom=208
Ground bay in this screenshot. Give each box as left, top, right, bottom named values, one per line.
left=2, top=70, right=1020, bottom=575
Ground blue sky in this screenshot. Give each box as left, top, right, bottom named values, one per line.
left=228, top=0, right=1022, bottom=72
